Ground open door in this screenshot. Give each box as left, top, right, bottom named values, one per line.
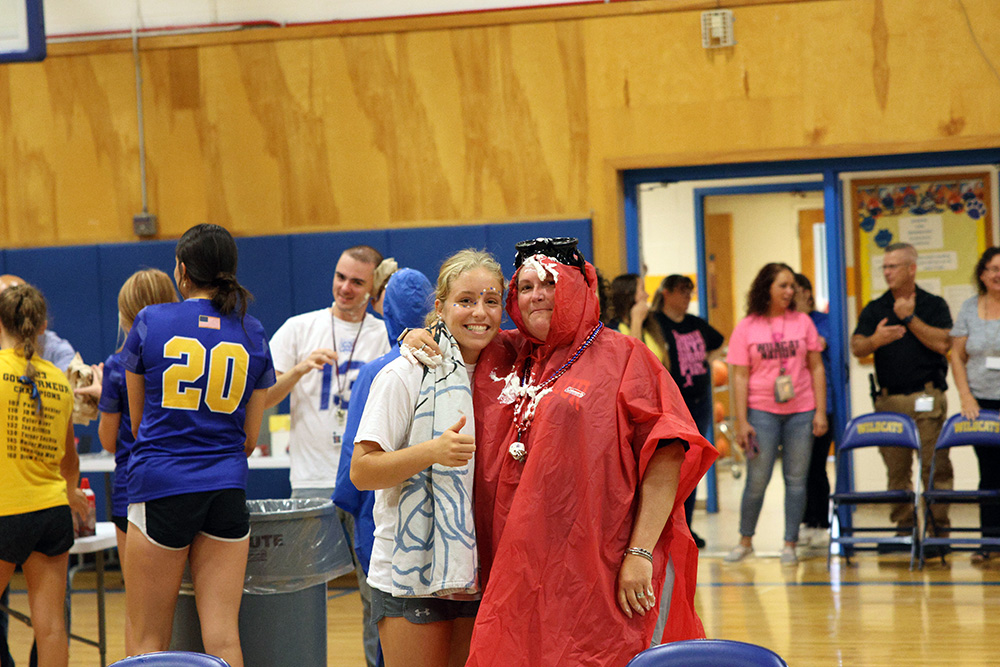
left=704, top=212, right=734, bottom=471
left=798, top=208, right=825, bottom=286
left=704, top=212, right=734, bottom=339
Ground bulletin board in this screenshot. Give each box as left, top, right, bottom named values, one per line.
left=851, top=171, right=994, bottom=323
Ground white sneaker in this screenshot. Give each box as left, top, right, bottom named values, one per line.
left=724, top=544, right=754, bottom=562
left=780, top=546, right=799, bottom=565
left=798, top=526, right=813, bottom=547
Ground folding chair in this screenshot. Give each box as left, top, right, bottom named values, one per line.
left=828, top=412, right=921, bottom=569
left=109, top=652, right=231, bottom=666
left=627, top=639, right=788, bottom=666
left=921, top=410, right=1000, bottom=566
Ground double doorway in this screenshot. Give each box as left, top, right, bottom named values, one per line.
left=622, top=148, right=1000, bottom=526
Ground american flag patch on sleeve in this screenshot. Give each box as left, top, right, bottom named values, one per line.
left=198, top=315, right=221, bottom=330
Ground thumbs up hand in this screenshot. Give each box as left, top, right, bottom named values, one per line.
left=428, top=415, right=475, bottom=467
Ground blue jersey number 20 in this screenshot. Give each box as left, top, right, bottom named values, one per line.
left=161, top=336, right=249, bottom=414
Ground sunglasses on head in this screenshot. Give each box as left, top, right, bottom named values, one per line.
left=513, top=237, right=587, bottom=277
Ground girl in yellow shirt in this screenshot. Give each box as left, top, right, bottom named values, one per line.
left=0, top=284, right=87, bottom=667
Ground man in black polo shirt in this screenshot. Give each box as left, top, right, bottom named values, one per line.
left=851, top=242, right=953, bottom=538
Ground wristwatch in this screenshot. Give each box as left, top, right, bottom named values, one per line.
left=901, top=314, right=914, bottom=325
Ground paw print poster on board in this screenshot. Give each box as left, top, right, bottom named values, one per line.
left=849, top=171, right=996, bottom=325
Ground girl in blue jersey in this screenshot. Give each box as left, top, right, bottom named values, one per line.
left=122, top=224, right=275, bottom=666
left=97, top=268, right=178, bottom=646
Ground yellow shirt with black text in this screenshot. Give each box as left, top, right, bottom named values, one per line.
left=0, top=349, right=73, bottom=516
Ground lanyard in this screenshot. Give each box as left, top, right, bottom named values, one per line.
left=770, top=312, right=787, bottom=373
left=331, top=311, right=365, bottom=410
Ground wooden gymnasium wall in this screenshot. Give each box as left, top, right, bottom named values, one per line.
left=0, top=0, right=998, bottom=271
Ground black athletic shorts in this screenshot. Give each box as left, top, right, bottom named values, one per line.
left=128, top=488, right=250, bottom=550
left=0, top=505, right=74, bottom=565
left=111, top=514, right=129, bottom=534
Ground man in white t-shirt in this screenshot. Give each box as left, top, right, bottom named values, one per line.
left=267, top=245, right=391, bottom=496
left=266, top=245, right=391, bottom=667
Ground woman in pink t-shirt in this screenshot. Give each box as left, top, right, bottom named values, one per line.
left=723, top=263, right=827, bottom=566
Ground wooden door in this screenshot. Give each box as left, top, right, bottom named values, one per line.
left=704, top=212, right=734, bottom=339
left=798, top=208, right=825, bottom=283
left=704, top=212, right=734, bottom=451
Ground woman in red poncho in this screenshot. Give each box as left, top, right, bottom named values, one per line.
left=405, top=238, right=716, bottom=665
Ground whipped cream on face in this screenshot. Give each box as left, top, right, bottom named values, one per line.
left=520, top=254, right=561, bottom=283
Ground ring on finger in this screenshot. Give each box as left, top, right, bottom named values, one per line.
left=636, top=592, right=645, bottom=599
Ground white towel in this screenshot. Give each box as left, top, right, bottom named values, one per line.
left=391, top=323, right=479, bottom=598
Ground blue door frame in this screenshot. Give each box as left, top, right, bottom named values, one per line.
left=622, top=148, right=1000, bottom=522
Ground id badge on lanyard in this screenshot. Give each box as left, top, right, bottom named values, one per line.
left=332, top=409, right=346, bottom=448
left=774, top=369, right=795, bottom=403
left=771, top=316, right=795, bottom=403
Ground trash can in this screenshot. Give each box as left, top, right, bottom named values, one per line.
left=170, top=499, right=355, bottom=667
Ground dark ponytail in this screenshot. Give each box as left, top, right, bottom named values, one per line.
left=210, top=271, right=252, bottom=320
left=176, top=224, right=253, bottom=319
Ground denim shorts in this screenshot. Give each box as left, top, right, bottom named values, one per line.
left=369, top=586, right=480, bottom=625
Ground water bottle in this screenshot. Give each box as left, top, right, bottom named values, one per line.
left=76, top=477, right=97, bottom=537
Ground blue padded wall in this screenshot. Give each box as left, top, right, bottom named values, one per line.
left=1, top=219, right=591, bottom=376
left=234, top=235, right=295, bottom=341
left=386, top=225, right=490, bottom=282
left=95, top=240, right=177, bottom=357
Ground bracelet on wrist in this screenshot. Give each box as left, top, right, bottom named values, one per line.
left=624, top=547, right=654, bottom=564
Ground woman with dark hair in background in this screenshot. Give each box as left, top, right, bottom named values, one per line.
left=123, top=224, right=275, bottom=665
left=949, top=246, right=1000, bottom=563
left=0, top=284, right=88, bottom=667
left=724, top=263, right=826, bottom=566
left=793, top=273, right=833, bottom=548
left=609, top=273, right=668, bottom=364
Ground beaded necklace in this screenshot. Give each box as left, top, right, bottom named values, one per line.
left=507, top=321, right=604, bottom=462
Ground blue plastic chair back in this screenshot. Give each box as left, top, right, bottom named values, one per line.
left=934, top=411, right=1000, bottom=451
left=627, top=639, right=788, bottom=667
left=110, top=652, right=231, bottom=666
left=839, top=412, right=920, bottom=453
